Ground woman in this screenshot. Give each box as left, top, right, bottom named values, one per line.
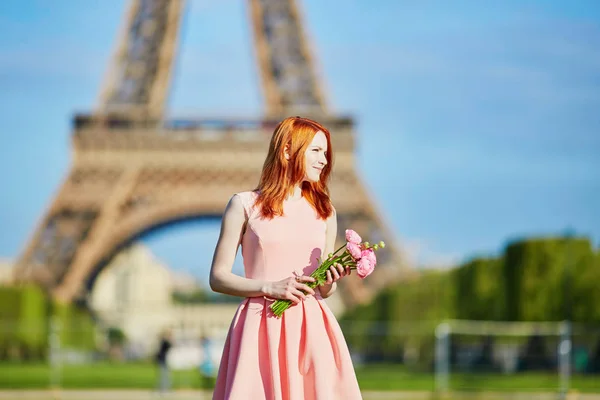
left=209, top=116, right=362, bottom=399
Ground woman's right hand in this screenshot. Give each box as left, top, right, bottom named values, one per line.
left=263, top=275, right=316, bottom=304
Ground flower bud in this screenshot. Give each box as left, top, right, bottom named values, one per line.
left=373, top=244, right=379, bottom=250
left=364, top=242, right=370, bottom=248
left=379, top=241, right=386, bottom=248
left=328, top=253, right=333, bottom=259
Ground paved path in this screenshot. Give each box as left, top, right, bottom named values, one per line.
left=0, top=390, right=596, bottom=400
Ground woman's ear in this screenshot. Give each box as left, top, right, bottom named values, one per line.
left=284, top=143, right=290, bottom=160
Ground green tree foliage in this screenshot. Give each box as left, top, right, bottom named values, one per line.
left=0, top=285, right=47, bottom=360
left=340, top=270, right=454, bottom=363
left=504, top=237, right=598, bottom=322
left=107, top=327, right=126, bottom=346
left=172, top=288, right=242, bottom=304
left=51, top=302, right=96, bottom=350
left=17, top=285, right=47, bottom=358
left=172, top=289, right=209, bottom=304
left=341, top=236, right=600, bottom=363
left=0, top=286, right=97, bottom=360
left=348, top=236, right=599, bottom=325
left=454, top=257, right=504, bottom=320
left=342, top=269, right=455, bottom=324
left=570, top=250, right=600, bottom=322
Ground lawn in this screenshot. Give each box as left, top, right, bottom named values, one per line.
left=0, top=363, right=599, bottom=393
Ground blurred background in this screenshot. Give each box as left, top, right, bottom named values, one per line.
left=0, top=0, right=599, bottom=399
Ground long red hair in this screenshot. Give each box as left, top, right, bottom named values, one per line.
left=254, top=116, right=334, bottom=220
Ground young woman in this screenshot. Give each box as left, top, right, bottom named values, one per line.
left=209, top=116, right=362, bottom=399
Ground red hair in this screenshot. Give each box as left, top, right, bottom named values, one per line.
left=254, top=116, right=334, bottom=219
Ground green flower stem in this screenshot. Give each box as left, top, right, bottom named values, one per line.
left=331, top=243, right=347, bottom=257
left=270, top=251, right=362, bottom=317
left=271, top=241, right=386, bottom=316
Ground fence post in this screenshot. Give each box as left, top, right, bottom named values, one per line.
left=558, top=320, right=572, bottom=398
left=48, top=315, right=62, bottom=389
left=435, top=322, right=450, bottom=393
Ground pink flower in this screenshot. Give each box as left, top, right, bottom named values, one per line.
left=345, top=229, right=362, bottom=245
left=356, top=257, right=375, bottom=278
left=361, top=249, right=377, bottom=266
left=346, top=243, right=362, bottom=260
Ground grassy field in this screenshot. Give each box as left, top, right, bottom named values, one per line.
left=0, top=363, right=599, bottom=393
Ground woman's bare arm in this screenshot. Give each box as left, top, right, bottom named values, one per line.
left=209, top=194, right=315, bottom=303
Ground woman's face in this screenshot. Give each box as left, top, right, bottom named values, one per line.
left=303, top=131, right=328, bottom=183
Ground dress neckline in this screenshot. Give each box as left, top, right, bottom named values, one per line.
left=283, top=194, right=308, bottom=206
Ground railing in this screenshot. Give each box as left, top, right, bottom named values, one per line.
left=71, top=113, right=357, bottom=151
left=4, top=319, right=598, bottom=396
left=72, top=113, right=355, bottom=132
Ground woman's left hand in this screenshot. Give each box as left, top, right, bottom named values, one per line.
left=325, top=263, right=352, bottom=284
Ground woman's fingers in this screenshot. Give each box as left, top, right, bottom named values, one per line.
left=296, top=264, right=354, bottom=289
left=285, top=292, right=301, bottom=304
left=290, top=275, right=315, bottom=295
left=295, top=275, right=316, bottom=283
left=330, top=265, right=340, bottom=281
left=321, top=264, right=353, bottom=286
left=294, top=281, right=315, bottom=296
left=291, top=288, right=308, bottom=301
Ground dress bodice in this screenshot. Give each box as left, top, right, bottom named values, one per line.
left=236, top=191, right=327, bottom=282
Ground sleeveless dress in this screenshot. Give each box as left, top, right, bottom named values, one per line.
left=212, top=191, right=362, bottom=400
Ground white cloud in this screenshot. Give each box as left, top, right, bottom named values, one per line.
left=398, top=237, right=463, bottom=270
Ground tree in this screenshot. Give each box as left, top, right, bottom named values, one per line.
left=454, top=257, right=504, bottom=320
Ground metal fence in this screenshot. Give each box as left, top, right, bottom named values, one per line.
left=2, top=318, right=600, bottom=396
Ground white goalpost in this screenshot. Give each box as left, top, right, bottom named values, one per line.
left=434, top=320, right=573, bottom=396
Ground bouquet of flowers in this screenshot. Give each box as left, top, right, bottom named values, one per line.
left=270, top=229, right=385, bottom=317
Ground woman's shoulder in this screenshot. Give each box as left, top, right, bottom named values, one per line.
left=326, top=202, right=337, bottom=223
left=232, top=190, right=259, bottom=217
left=233, top=190, right=259, bottom=203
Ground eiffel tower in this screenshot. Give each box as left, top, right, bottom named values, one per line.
left=13, top=0, right=408, bottom=310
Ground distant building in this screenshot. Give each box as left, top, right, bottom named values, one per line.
left=90, top=244, right=173, bottom=312
left=89, top=243, right=238, bottom=361
left=171, top=270, right=203, bottom=295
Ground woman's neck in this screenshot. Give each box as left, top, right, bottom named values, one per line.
left=286, top=185, right=303, bottom=201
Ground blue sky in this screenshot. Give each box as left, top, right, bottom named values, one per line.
left=0, top=1, right=599, bottom=282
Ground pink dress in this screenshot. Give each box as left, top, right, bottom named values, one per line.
left=213, top=191, right=362, bottom=400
